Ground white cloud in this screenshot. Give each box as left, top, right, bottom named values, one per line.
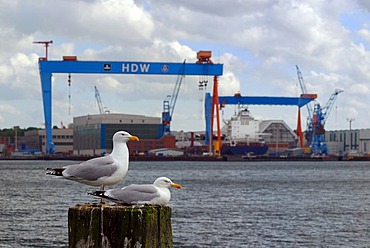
left=0, top=0, right=369, bottom=132
left=0, top=64, right=13, bottom=84
left=358, top=28, right=370, bottom=42
left=357, top=0, right=370, bottom=11
left=348, top=83, right=370, bottom=95
left=0, top=104, right=22, bottom=115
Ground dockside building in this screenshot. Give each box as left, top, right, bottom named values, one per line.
left=73, top=113, right=176, bottom=156
left=325, top=128, right=370, bottom=155
left=19, top=129, right=73, bottom=154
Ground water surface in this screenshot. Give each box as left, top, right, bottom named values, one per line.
left=1, top=160, right=370, bottom=247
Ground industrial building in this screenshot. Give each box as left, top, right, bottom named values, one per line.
left=147, top=148, right=184, bottom=156
left=259, top=120, right=298, bottom=154
left=0, top=135, right=11, bottom=155
left=73, top=113, right=176, bottom=156
left=19, top=129, right=73, bottom=154
left=15, top=124, right=369, bottom=157
left=325, top=128, right=370, bottom=155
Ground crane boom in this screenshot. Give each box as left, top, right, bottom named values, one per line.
left=296, top=65, right=313, bottom=120
left=94, top=86, right=109, bottom=114
left=170, top=61, right=186, bottom=117
left=322, top=89, right=343, bottom=124
left=162, top=60, right=186, bottom=135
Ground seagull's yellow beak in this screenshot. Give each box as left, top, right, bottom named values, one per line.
left=129, top=136, right=139, bottom=141
left=171, top=183, right=182, bottom=189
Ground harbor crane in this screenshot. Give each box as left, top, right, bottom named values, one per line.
left=296, top=66, right=343, bottom=155
left=204, top=92, right=317, bottom=147
left=309, top=89, right=343, bottom=155
left=162, top=61, right=186, bottom=135
left=37, top=48, right=222, bottom=154
left=94, top=85, right=110, bottom=114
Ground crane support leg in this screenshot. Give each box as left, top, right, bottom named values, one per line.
left=296, top=108, right=304, bottom=148
left=210, top=76, right=221, bottom=155
left=204, top=93, right=212, bottom=146
left=40, top=72, right=55, bottom=154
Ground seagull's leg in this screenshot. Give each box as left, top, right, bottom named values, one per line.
left=99, top=185, right=106, bottom=204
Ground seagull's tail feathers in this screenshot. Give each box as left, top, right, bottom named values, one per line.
left=87, top=191, right=112, bottom=200
left=87, top=191, right=130, bottom=205
left=87, top=190, right=106, bottom=197
left=45, top=167, right=65, bottom=176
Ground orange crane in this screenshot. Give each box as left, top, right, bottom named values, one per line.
left=33, top=40, right=53, bottom=60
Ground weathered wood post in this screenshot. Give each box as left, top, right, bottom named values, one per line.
left=68, top=203, right=173, bottom=248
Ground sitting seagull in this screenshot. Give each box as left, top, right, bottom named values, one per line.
left=46, top=131, right=139, bottom=191
left=88, top=177, right=182, bottom=206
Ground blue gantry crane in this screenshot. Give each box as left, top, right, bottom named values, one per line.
left=296, top=66, right=343, bottom=155
left=162, top=61, right=185, bottom=135
left=37, top=49, right=223, bottom=154
left=204, top=92, right=317, bottom=150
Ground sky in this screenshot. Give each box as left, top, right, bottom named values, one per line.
left=0, top=0, right=369, bottom=133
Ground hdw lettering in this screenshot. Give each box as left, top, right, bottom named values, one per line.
left=122, top=63, right=150, bottom=73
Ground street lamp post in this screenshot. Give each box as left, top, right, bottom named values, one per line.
left=346, top=118, right=355, bottom=151
left=346, top=118, right=355, bottom=131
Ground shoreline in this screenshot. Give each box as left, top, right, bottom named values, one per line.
left=0, top=155, right=369, bottom=162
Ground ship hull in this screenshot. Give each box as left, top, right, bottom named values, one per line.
left=221, top=144, right=268, bottom=156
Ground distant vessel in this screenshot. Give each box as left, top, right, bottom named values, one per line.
left=221, top=107, right=268, bottom=156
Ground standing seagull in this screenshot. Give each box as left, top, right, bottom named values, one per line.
left=46, top=131, right=139, bottom=190
left=88, top=177, right=182, bottom=206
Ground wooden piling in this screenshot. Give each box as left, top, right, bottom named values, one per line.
left=68, top=203, right=173, bottom=248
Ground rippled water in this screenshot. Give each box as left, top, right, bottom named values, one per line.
left=1, top=160, right=370, bottom=247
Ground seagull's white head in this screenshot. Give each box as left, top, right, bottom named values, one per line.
left=113, top=131, right=139, bottom=143
left=154, top=177, right=182, bottom=189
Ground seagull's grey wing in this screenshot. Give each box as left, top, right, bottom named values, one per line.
left=107, top=185, right=160, bottom=204
left=81, top=155, right=114, bottom=165
left=63, top=155, right=117, bottom=181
